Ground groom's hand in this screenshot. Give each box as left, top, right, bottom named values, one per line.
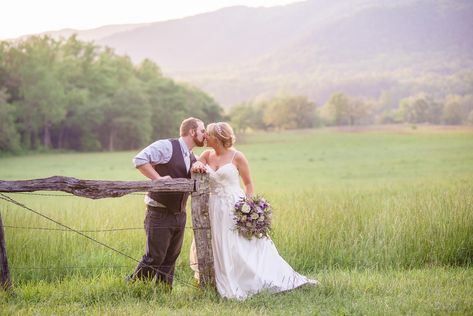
left=191, top=161, right=207, bottom=173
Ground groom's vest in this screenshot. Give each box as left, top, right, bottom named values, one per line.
left=149, top=139, right=196, bottom=212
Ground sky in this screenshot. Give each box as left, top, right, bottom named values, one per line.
left=0, top=0, right=302, bottom=40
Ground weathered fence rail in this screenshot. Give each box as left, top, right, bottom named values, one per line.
left=0, top=173, right=215, bottom=290
left=0, top=176, right=195, bottom=199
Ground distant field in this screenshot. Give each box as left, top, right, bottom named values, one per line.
left=1, top=126, right=472, bottom=314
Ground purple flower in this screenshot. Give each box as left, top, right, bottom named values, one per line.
left=232, top=195, right=272, bottom=240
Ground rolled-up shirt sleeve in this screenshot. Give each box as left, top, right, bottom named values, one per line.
left=132, top=140, right=172, bottom=167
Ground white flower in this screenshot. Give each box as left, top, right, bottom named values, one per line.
left=233, top=195, right=272, bottom=240
left=241, top=204, right=251, bottom=214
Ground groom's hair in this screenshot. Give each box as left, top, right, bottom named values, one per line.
left=180, top=117, right=203, bottom=136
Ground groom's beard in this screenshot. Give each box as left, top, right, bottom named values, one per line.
left=193, top=135, right=205, bottom=147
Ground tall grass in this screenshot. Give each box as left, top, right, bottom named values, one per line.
left=271, top=179, right=473, bottom=271
left=1, top=126, right=472, bottom=282
left=2, top=267, right=472, bottom=314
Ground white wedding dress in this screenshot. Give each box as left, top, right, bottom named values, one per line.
left=191, top=160, right=318, bottom=300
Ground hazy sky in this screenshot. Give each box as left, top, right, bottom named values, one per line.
left=1, top=0, right=302, bottom=40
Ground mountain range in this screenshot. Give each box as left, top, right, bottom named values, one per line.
left=35, top=0, right=473, bottom=107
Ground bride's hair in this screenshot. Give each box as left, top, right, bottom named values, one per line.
left=207, top=122, right=236, bottom=148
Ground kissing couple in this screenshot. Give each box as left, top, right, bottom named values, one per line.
left=127, top=117, right=318, bottom=300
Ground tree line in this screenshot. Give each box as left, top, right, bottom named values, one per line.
left=1, top=36, right=472, bottom=154
left=0, top=36, right=223, bottom=153
left=229, top=92, right=473, bottom=132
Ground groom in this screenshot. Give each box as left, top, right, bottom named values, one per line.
left=128, top=117, right=206, bottom=289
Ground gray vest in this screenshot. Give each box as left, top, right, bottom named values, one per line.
left=149, top=139, right=196, bottom=212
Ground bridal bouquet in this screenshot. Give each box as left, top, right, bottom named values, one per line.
left=233, top=195, right=272, bottom=240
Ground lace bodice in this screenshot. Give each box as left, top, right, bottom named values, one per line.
left=206, top=163, right=242, bottom=197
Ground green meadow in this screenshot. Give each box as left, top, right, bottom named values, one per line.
left=1, top=126, right=473, bottom=315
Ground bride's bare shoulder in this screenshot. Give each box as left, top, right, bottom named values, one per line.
left=201, top=149, right=213, bottom=156
left=199, top=149, right=213, bottom=162
left=233, top=150, right=248, bottom=163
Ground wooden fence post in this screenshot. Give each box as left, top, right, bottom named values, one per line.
left=191, top=173, right=216, bottom=289
left=0, top=212, right=12, bottom=291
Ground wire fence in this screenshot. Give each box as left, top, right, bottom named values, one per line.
left=9, top=192, right=146, bottom=197
left=11, top=265, right=131, bottom=271
left=3, top=225, right=207, bottom=232
left=11, top=263, right=198, bottom=271
left=0, top=192, right=201, bottom=289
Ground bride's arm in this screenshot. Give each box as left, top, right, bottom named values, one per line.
left=234, top=151, right=254, bottom=197
left=191, top=150, right=211, bottom=172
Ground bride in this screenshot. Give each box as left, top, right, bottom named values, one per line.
left=191, top=122, right=318, bottom=300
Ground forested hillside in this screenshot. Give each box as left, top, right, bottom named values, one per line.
left=88, top=0, right=473, bottom=107
left=3, top=0, right=473, bottom=153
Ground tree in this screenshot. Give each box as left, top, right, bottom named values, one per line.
left=468, top=111, right=473, bottom=125
left=0, top=88, right=20, bottom=152
left=13, top=36, right=66, bottom=149
left=0, top=35, right=224, bottom=152
left=442, top=94, right=473, bottom=125
left=263, top=95, right=315, bottom=129
left=443, top=99, right=464, bottom=125
left=291, top=96, right=317, bottom=128
left=320, top=93, right=348, bottom=125
left=93, top=51, right=151, bottom=150
left=398, top=94, right=443, bottom=124
left=321, top=92, right=372, bottom=126
left=146, top=78, right=223, bottom=140
left=230, top=103, right=255, bottom=133
left=53, top=37, right=97, bottom=150
left=426, top=98, right=443, bottom=124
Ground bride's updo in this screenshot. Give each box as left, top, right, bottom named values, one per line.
left=207, top=122, right=236, bottom=148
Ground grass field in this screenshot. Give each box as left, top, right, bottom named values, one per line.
left=1, top=125, right=473, bottom=315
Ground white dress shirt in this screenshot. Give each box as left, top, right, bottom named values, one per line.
left=133, top=137, right=191, bottom=171
left=133, top=137, right=191, bottom=206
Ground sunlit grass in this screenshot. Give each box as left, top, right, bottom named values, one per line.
left=1, top=125, right=472, bottom=314
left=1, top=268, right=472, bottom=315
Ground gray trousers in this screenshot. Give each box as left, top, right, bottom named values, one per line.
left=132, top=207, right=186, bottom=287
